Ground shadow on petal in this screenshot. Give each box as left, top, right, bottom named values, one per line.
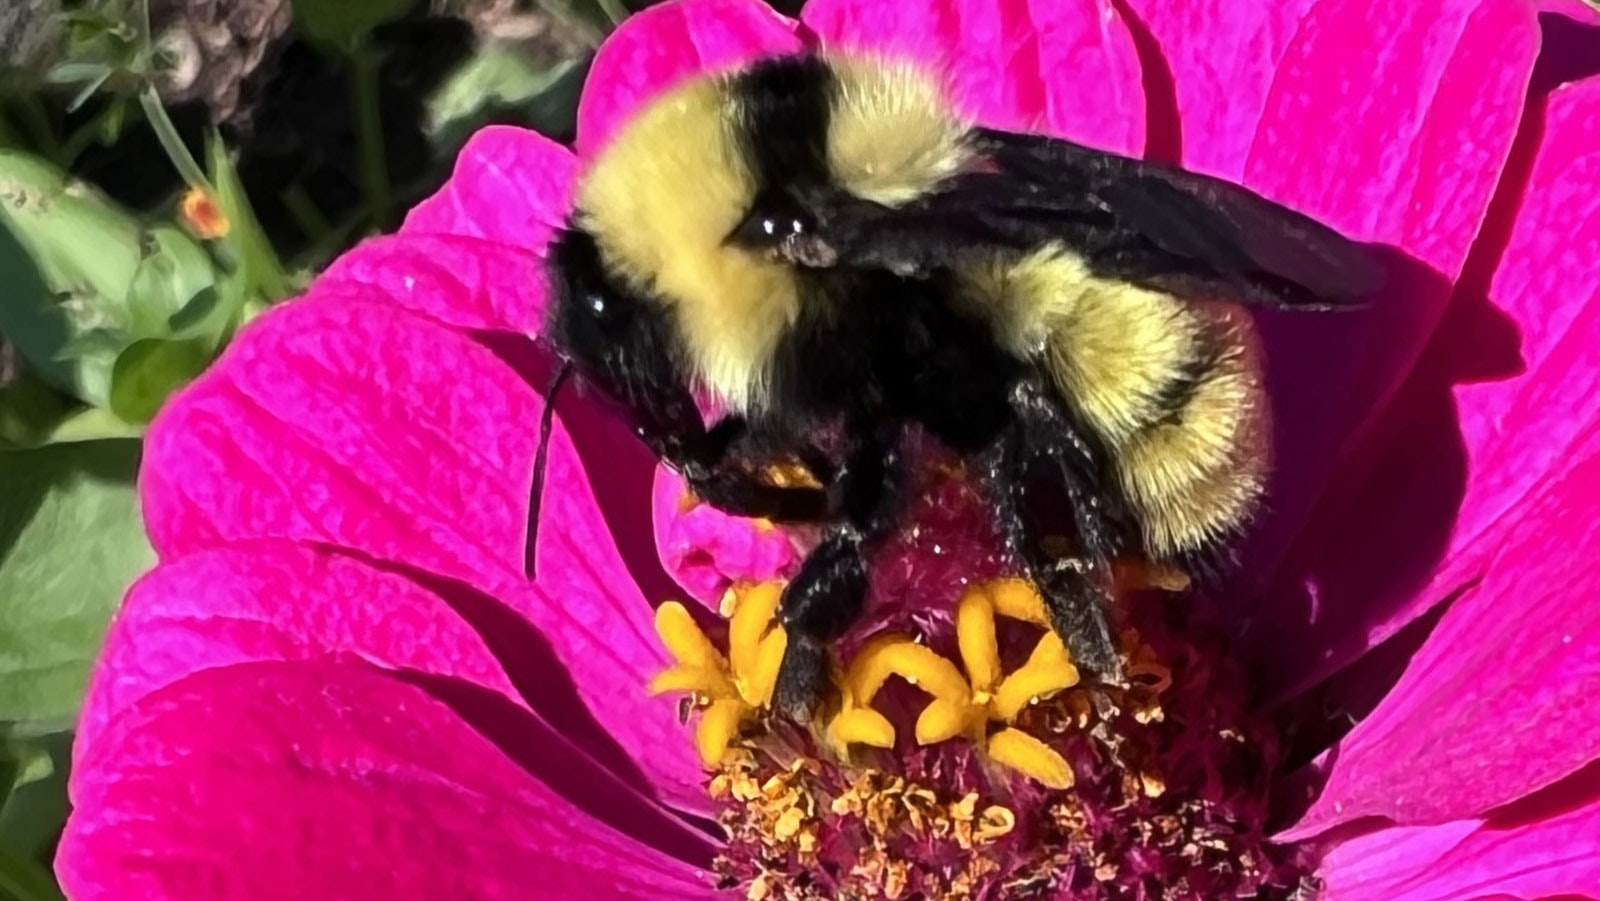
left=1256, top=59, right=1600, bottom=701
left=331, top=551, right=678, bottom=812
left=479, top=332, right=682, bottom=608
left=395, top=669, right=716, bottom=863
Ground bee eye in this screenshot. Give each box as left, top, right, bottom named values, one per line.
left=728, top=189, right=815, bottom=249
left=587, top=293, right=606, bottom=314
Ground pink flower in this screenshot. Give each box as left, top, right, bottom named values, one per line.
left=58, top=0, right=1600, bottom=897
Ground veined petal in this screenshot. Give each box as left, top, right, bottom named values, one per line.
left=141, top=297, right=535, bottom=583
left=75, top=542, right=523, bottom=772
left=140, top=297, right=709, bottom=815
left=316, top=236, right=546, bottom=336
left=316, top=126, right=578, bottom=336
left=801, top=0, right=1146, bottom=156
left=577, top=0, right=803, bottom=155
left=401, top=126, right=578, bottom=251
left=1316, top=765, right=1600, bottom=900
left=59, top=662, right=715, bottom=901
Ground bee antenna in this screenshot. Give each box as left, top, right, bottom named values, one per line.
left=526, top=355, right=576, bottom=580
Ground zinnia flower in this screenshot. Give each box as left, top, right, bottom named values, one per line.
left=58, top=0, right=1600, bottom=897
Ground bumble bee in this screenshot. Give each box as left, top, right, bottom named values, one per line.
left=543, top=52, right=1381, bottom=720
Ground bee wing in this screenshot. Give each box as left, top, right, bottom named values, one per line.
left=826, top=129, right=1385, bottom=310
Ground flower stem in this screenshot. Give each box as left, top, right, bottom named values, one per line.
left=350, top=41, right=390, bottom=231
left=139, top=87, right=211, bottom=192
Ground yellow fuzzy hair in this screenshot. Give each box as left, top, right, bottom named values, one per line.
left=574, top=54, right=978, bottom=413
left=823, top=53, right=975, bottom=207
left=959, top=245, right=1268, bottom=557
left=574, top=74, right=800, bottom=412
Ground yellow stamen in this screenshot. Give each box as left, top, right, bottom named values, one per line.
left=652, top=587, right=798, bottom=768
left=987, top=579, right=1049, bottom=626
left=729, top=582, right=783, bottom=679
left=740, top=627, right=787, bottom=708
left=1024, top=631, right=1070, bottom=669
left=824, top=579, right=1092, bottom=787
left=956, top=588, right=1001, bottom=692
left=828, top=706, right=897, bottom=750
left=975, top=806, right=1017, bottom=843
left=987, top=728, right=1074, bottom=790
left=846, top=636, right=971, bottom=705
left=655, top=601, right=726, bottom=673
left=697, top=698, right=749, bottom=766
left=991, top=651, right=1080, bottom=721
left=914, top=697, right=980, bottom=745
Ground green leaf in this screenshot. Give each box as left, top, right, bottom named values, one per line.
left=0, top=150, right=218, bottom=407
left=126, top=226, right=217, bottom=339
left=0, top=732, right=71, bottom=865
left=0, top=440, right=152, bottom=731
left=427, top=53, right=590, bottom=149
left=0, top=844, right=64, bottom=901
left=290, top=0, right=415, bottom=47
left=106, top=337, right=211, bottom=425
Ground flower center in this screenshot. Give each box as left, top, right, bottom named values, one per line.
left=651, top=463, right=1320, bottom=899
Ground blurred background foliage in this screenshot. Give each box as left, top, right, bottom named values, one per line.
left=0, top=0, right=767, bottom=894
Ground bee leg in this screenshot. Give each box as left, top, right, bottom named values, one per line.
left=771, top=530, right=870, bottom=721
left=772, top=428, right=908, bottom=721
left=996, top=377, right=1128, bottom=682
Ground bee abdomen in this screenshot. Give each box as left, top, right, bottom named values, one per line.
left=1041, top=289, right=1266, bottom=562
left=1112, top=311, right=1267, bottom=560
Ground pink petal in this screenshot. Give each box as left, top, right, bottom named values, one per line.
left=1257, top=72, right=1600, bottom=695
left=1280, top=435, right=1600, bottom=835
left=75, top=541, right=523, bottom=772
left=141, top=296, right=710, bottom=814
left=652, top=465, right=800, bottom=606
left=318, top=127, right=576, bottom=336
left=1317, top=765, right=1600, bottom=900
left=576, top=0, right=803, bottom=155
left=316, top=235, right=546, bottom=335
left=60, top=661, right=715, bottom=901
left=401, top=125, right=577, bottom=251
left=1110, top=0, right=1319, bottom=174
left=801, top=0, right=1145, bottom=155
left=142, top=297, right=534, bottom=587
